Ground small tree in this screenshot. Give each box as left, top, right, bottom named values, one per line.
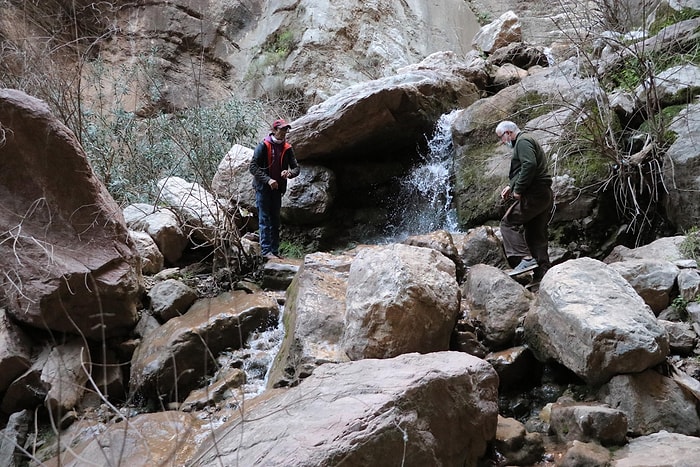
left=548, top=0, right=699, bottom=244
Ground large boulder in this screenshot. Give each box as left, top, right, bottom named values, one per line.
left=524, top=257, right=669, bottom=385
left=0, top=89, right=141, bottom=339
left=156, top=177, right=231, bottom=246
left=193, top=352, right=499, bottom=467
left=463, top=264, right=534, bottom=350
left=471, top=10, right=522, bottom=54
left=288, top=51, right=482, bottom=162
left=342, top=243, right=460, bottom=360
left=599, top=369, right=700, bottom=436
left=607, top=259, right=680, bottom=313
left=210, top=144, right=257, bottom=211
left=267, top=252, right=352, bottom=388
left=604, top=235, right=687, bottom=263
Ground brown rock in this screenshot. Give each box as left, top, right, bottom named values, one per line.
left=0, top=89, right=141, bottom=339
left=46, top=411, right=203, bottom=467
left=0, top=309, right=32, bottom=393
left=194, top=352, right=498, bottom=467
left=129, top=290, right=279, bottom=401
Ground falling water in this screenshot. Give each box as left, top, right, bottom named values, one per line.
left=385, top=110, right=460, bottom=238
left=215, top=308, right=285, bottom=400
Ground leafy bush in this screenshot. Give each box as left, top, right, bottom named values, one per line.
left=279, top=240, right=305, bottom=259
left=80, top=56, right=267, bottom=204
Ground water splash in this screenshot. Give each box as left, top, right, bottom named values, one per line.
left=214, top=306, right=285, bottom=400
left=385, top=110, right=459, bottom=237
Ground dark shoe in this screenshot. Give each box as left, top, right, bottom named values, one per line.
left=532, top=265, right=549, bottom=283
left=508, top=258, right=538, bottom=276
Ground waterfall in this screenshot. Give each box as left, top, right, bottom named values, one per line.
left=385, top=110, right=459, bottom=238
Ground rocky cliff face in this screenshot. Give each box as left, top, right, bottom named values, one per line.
left=0, top=0, right=481, bottom=112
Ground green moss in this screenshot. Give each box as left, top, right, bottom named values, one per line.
left=604, top=32, right=700, bottom=92
left=558, top=149, right=611, bottom=187
left=639, top=105, right=684, bottom=147
left=552, top=102, right=620, bottom=187
left=279, top=240, right=305, bottom=259
left=512, top=92, right=555, bottom=123
left=650, top=7, right=700, bottom=35
left=454, top=143, right=506, bottom=228
left=606, top=56, right=644, bottom=91
left=262, top=30, right=296, bottom=67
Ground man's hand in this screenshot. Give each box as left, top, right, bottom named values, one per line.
left=268, top=179, right=279, bottom=190
left=500, top=185, right=512, bottom=200
left=281, top=170, right=290, bottom=179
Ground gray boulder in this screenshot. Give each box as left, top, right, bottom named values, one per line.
left=342, top=244, right=460, bottom=360
left=524, top=257, right=669, bottom=385
left=123, top=203, right=188, bottom=264
left=599, top=369, right=700, bottom=436
left=193, top=352, right=499, bottom=467
left=463, top=264, right=534, bottom=350
left=267, top=252, right=352, bottom=388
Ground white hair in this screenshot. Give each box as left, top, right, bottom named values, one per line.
left=496, top=120, right=520, bottom=136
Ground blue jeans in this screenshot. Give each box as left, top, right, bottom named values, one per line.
left=256, top=187, right=282, bottom=255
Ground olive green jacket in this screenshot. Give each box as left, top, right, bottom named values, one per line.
left=508, top=132, right=552, bottom=195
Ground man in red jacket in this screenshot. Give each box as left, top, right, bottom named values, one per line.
left=249, top=119, right=300, bottom=260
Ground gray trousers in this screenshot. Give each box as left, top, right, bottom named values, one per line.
left=500, top=184, right=554, bottom=269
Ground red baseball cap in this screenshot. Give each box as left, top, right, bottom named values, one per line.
left=272, top=119, right=291, bottom=130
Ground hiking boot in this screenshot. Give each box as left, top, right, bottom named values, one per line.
left=508, top=257, right=538, bottom=276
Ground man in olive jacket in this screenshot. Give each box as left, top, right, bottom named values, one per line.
left=249, top=119, right=300, bottom=260
left=496, top=120, right=553, bottom=283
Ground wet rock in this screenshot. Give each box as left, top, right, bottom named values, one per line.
left=267, top=252, right=351, bottom=388
left=130, top=290, right=278, bottom=401
left=549, top=402, right=628, bottom=446
left=559, top=440, right=612, bottom=467
left=493, top=415, right=544, bottom=466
